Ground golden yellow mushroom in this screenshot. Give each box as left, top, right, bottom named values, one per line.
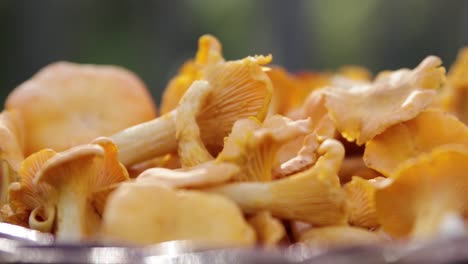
left=375, top=145, right=468, bottom=239
left=248, top=211, right=286, bottom=247
left=100, top=181, right=255, bottom=246
left=111, top=54, right=273, bottom=166
left=2, top=149, right=56, bottom=231
left=206, top=139, right=347, bottom=226
left=34, top=140, right=129, bottom=241
left=344, top=176, right=387, bottom=229
left=325, top=56, right=445, bottom=145
left=160, top=34, right=223, bottom=114
left=287, top=90, right=336, bottom=141
left=5, top=62, right=157, bottom=155
left=136, top=160, right=239, bottom=188
left=364, top=109, right=468, bottom=177
left=217, top=115, right=311, bottom=182
left=275, top=133, right=319, bottom=178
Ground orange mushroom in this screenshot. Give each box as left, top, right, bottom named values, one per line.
left=364, top=109, right=468, bottom=177
left=2, top=149, right=56, bottom=231
left=111, top=54, right=273, bottom=166
left=375, top=145, right=468, bottom=239
left=136, top=160, right=239, bottom=188
left=34, top=139, right=129, bottom=241
left=325, top=56, right=445, bottom=145
left=100, top=181, right=255, bottom=246
left=217, top=115, right=311, bottom=182
left=344, top=176, right=387, bottom=229
left=5, top=62, right=157, bottom=155
left=160, top=34, right=223, bottom=114
left=206, top=139, right=347, bottom=225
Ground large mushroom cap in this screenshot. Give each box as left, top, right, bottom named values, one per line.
left=375, top=145, right=468, bottom=239
left=364, top=109, right=468, bottom=177
left=5, top=62, right=157, bottom=155
left=325, top=56, right=445, bottom=145
left=100, top=181, right=255, bottom=246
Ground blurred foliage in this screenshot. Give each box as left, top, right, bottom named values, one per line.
left=0, top=0, right=467, bottom=105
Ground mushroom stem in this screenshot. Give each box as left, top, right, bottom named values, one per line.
left=55, top=189, right=100, bottom=241
left=110, top=113, right=177, bottom=166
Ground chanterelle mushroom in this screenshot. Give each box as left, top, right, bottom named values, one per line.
left=206, top=139, right=347, bottom=225
left=160, top=34, right=223, bottom=114
left=136, top=160, right=239, bottom=188
left=364, top=109, right=468, bottom=177
left=325, top=56, right=445, bottom=145
left=100, top=181, right=255, bottom=246
left=5, top=62, right=157, bottom=155
left=111, top=50, right=273, bottom=166
left=34, top=139, right=129, bottom=241
left=375, top=145, right=468, bottom=239
left=3, top=149, right=56, bottom=232
left=217, top=115, right=311, bottom=182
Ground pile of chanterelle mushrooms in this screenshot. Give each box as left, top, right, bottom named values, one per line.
left=1, top=34, right=468, bottom=249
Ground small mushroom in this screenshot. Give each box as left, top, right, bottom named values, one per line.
left=3, top=149, right=56, bottom=231
left=206, top=139, right=347, bottom=226
left=111, top=53, right=273, bottom=166
left=100, top=181, right=255, bottom=246
left=325, top=56, right=445, bottom=145
left=344, top=176, right=387, bottom=229
left=298, top=226, right=381, bottom=248
left=136, top=160, right=239, bottom=188
left=5, top=62, right=157, bottom=155
left=34, top=139, right=129, bottom=241
left=160, top=34, right=223, bottom=114
left=364, top=109, right=468, bottom=177
left=247, top=211, right=286, bottom=247
left=217, top=115, right=311, bottom=182
left=375, top=145, right=468, bottom=239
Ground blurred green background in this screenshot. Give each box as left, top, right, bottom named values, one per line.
left=0, top=0, right=467, bottom=105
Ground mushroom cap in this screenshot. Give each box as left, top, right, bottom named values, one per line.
left=364, top=109, right=468, bottom=177
left=100, top=181, right=256, bottom=246
left=325, top=56, right=445, bottom=145
left=32, top=140, right=128, bottom=240
left=5, top=149, right=57, bottom=228
left=217, top=115, right=311, bottom=182
left=275, top=133, right=319, bottom=178
left=160, top=34, right=223, bottom=114
left=5, top=61, right=157, bottom=155
left=0, top=110, right=25, bottom=172
left=344, top=176, right=385, bottom=229
left=136, top=160, right=239, bottom=188
left=375, top=145, right=468, bottom=238
left=197, top=55, right=273, bottom=154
